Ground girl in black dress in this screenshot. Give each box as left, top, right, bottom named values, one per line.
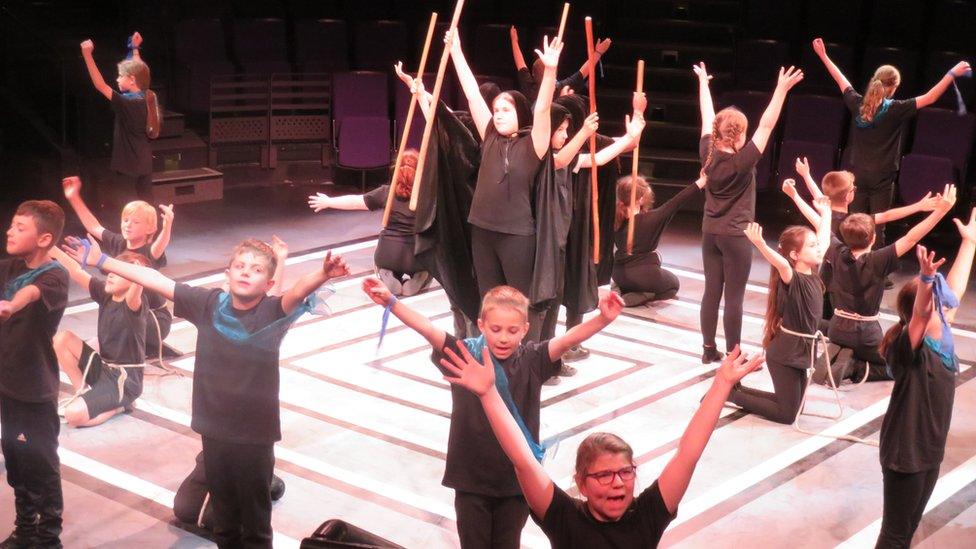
left=727, top=197, right=833, bottom=424
left=875, top=207, right=975, bottom=548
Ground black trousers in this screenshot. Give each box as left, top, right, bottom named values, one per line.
left=374, top=234, right=421, bottom=275
left=471, top=226, right=536, bottom=298
left=0, top=396, right=63, bottom=544
left=828, top=316, right=892, bottom=381
left=612, top=252, right=680, bottom=298
left=850, top=171, right=896, bottom=248
left=729, top=361, right=807, bottom=424
left=700, top=233, right=753, bottom=351
left=454, top=491, right=530, bottom=549
left=201, top=436, right=275, bottom=549
left=875, top=467, right=940, bottom=549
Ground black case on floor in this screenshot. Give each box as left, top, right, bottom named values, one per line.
left=300, top=519, right=406, bottom=548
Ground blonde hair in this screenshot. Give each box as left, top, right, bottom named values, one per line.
left=821, top=170, right=855, bottom=205
left=575, top=432, right=634, bottom=480
left=121, top=200, right=158, bottom=235
left=860, top=65, right=900, bottom=123
left=229, top=238, right=278, bottom=273
left=614, top=175, right=653, bottom=231
left=704, top=107, right=748, bottom=170
left=117, top=59, right=162, bottom=138
left=479, top=285, right=529, bottom=322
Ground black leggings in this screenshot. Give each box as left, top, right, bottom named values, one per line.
left=876, top=467, right=939, bottom=548
left=471, top=226, right=536, bottom=297
left=850, top=171, right=896, bottom=248
left=730, top=360, right=807, bottom=424
left=700, top=233, right=753, bottom=351
left=374, top=234, right=421, bottom=275
left=454, top=490, right=530, bottom=549
left=612, top=252, right=680, bottom=298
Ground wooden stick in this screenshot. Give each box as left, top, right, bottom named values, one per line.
left=383, top=12, right=438, bottom=227
left=556, top=3, right=570, bottom=43
left=626, top=59, right=644, bottom=255
left=410, top=0, right=466, bottom=211
left=585, top=16, right=600, bottom=264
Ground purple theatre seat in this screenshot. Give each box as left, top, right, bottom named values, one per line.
left=734, top=39, right=792, bottom=91
left=336, top=116, right=392, bottom=191
left=860, top=47, right=920, bottom=98
left=394, top=73, right=437, bottom=150
left=783, top=95, right=847, bottom=148
left=332, top=71, right=389, bottom=120
left=720, top=91, right=775, bottom=189
left=897, top=154, right=954, bottom=204
left=295, top=19, right=349, bottom=73
left=352, top=20, right=408, bottom=72
left=909, top=108, right=976, bottom=183
left=775, top=140, right=838, bottom=200
left=173, top=19, right=234, bottom=116
left=799, top=43, right=853, bottom=96
left=232, top=19, right=291, bottom=74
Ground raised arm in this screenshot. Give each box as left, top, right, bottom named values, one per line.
left=915, top=61, right=972, bottom=109
left=80, top=40, right=112, bottom=101
left=440, top=344, right=554, bottom=519
left=308, top=193, right=369, bottom=213
left=394, top=62, right=435, bottom=121
left=124, top=279, right=143, bottom=312
left=448, top=31, right=491, bottom=139
left=694, top=62, right=715, bottom=137
left=63, top=236, right=176, bottom=300
left=752, top=66, right=804, bottom=153
left=128, top=32, right=143, bottom=63
left=577, top=114, right=645, bottom=169
left=812, top=196, right=833, bottom=258
left=782, top=178, right=822, bottom=229
left=362, top=277, right=446, bottom=351
left=510, top=26, right=528, bottom=71
left=945, top=207, right=976, bottom=323
left=874, top=192, right=938, bottom=225
left=270, top=235, right=288, bottom=297
left=910, top=246, right=942, bottom=348
left=658, top=348, right=764, bottom=513
left=48, top=246, right=92, bottom=289
left=282, top=251, right=348, bottom=315
left=531, top=36, right=563, bottom=159
left=794, top=157, right=824, bottom=200
left=571, top=37, right=611, bottom=82
left=150, top=204, right=174, bottom=260
left=894, top=184, right=956, bottom=257
left=62, top=176, right=106, bottom=240
left=812, top=38, right=853, bottom=94
left=744, top=222, right=793, bottom=283
left=548, top=292, right=622, bottom=359
left=554, top=112, right=598, bottom=169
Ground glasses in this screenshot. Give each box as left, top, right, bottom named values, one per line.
left=585, top=465, right=637, bottom=485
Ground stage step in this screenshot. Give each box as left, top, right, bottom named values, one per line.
left=159, top=110, right=185, bottom=139
left=151, top=167, right=223, bottom=205
left=151, top=129, right=208, bottom=171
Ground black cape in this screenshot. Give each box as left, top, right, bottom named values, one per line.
left=529, top=151, right=573, bottom=307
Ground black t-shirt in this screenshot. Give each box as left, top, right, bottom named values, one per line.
left=699, top=135, right=761, bottom=235
left=517, top=67, right=588, bottom=102
left=110, top=91, right=153, bottom=176
left=825, top=238, right=899, bottom=316
left=0, top=259, right=68, bottom=402
left=173, top=284, right=288, bottom=444
left=766, top=271, right=824, bottom=369
left=101, top=228, right=168, bottom=311
left=614, top=182, right=702, bottom=264
left=534, top=482, right=676, bottom=548
left=363, top=185, right=415, bottom=238
left=880, top=331, right=956, bottom=473
left=431, top=334, right=561, bottom=496
left=468, top=126, right=543, bottom=236
left=90, top=278, right=146, bottom=365
left=842, top=87, right=917, bottom=175
left=829, top=210, right=849, bottom=237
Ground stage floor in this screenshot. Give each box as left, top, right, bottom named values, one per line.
left=3, top=205, right=976, bottom=548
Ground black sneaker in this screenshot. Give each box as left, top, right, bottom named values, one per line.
left=701, top=346, right=723, bottom=364
left=0, top=528, right=38, bottom=549
left=401, top=271, right=432, bottom=297
left=270, top=474, right=286, bottom=501
left=558, top=363, right=578, bottom=377
left=621, top=292, right=656, bottom=307
left=884, top=275, right=895, bottom=290
left=562, top=345, right=590, bottom=363
left=543, top=375, right=562, bottom=386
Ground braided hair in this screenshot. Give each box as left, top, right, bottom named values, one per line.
left=703, top=107, right=747, bottom=172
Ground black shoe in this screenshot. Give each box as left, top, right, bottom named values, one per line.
left=270, top=474, right=286, bottom=501
left=621, top=292, right=656, bottom=307
left=401, top=271, right=432, bottom=297
left=884, top=275, right=895, bottom=290
left=0, top=528, right=38, bottom=549
left=702, top=346, right=723, bottom=364
left=558, top=363, right=578, bottom=377
left=543, top=375, right=562, bottom=386
left=562, top=345, right=590, bottom=363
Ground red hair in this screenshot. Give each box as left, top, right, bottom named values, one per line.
left=394, top=149, right=419, bottom=198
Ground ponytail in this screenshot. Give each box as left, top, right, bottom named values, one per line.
left=879, top=279, right=918, bottom=357
left=145, top=89, right=162, bottom=139
left=860, top=65, right=901, bottom=123
left=762, top=266, right=782, bottom=347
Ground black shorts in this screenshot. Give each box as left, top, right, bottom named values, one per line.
left=78, top=343, right=144, bottom=416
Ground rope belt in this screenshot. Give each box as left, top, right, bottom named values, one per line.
left=59, top=353, right=147, bottom=419
left=833, top=308, right=881, bottom=322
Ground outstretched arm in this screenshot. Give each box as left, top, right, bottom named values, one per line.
left=577, top=114, right=645, bottom=169
left=812, top=196, right=833, bottom=258
left=48, top=246, right=92, bottom=289
left=781, top=178, right=822, bottom=229
left=128, top=32, right=143, bottom=62
left=394, top=62, right=435, bottom=120
left=531, top=36, right=563, bottom=159
left=63, top=236, right=176, bottom=300
left=548, top=292, right=623, bottom=360
left=80, top=40, right=112, bottom=100
left=910, top=246, right=942, bottom=348
left=510, top=26, right=528, bottom=71
left=812, top=38, right=852, bottom=94
left=694, top=62, right=715, bottom=137
left=282, top=251, right=348, bottom=315
left=915, top=61, right=972, bottom=109
left=554, top=112, right=598, bottom=169
left=308, top=193, right=369, bottom=213
left=894, top=184, right=956, bottom=257
left=448, top=31, right=491, bottom=139
left=752, top=67, right=804, bottom=154
left=62, top=176, right=106, bottom=241
left=150, top=204, right=174, bottom=260
left=794, top=157, right=824, bottom=200
left=744, top=222, right=793, bottom=284
left=945, top=207, right=976, bottom=323
left=440, top=343, right=554, bottom=519
left=874, top=192, right=938, bottom=225
left=658, top=348, right=764, bottom=513
left=124, top=280, right=143, bottom=312
left=362, top=277, right=446, bottom=351
left=270, top=235, right=289, bottom=297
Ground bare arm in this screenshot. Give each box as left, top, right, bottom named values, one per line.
left=124, top=281, right=143, bottom=312
left=572, top=38, right=611, bottom=81
left=64, top=237, right=176, bottom=300
left=49, top=246, right=92, bottom=289
left=531, top=37, right=563, bottom=159
left=548, top=292, right=623, bottom=360
left=150, top=204, right=174, bottom=260
left=577, top=115, right=645, bottom=169
left=281, top=252, right=348, bottom=315
left=894, top=184, right=956, bottom=257
left=873, top=192, right=936, bottom=225
left=812, top=38, right=853, bottom=95
left=362, top=277, right=446, bottom=351
left=554, top=113, right=597, bottom=169
left=781, top=179, right=822, bottom=228
left=270, top=235, right=288, bottom=297
left=745, top=223, right=793, bottom=284
left=448, top=32, right=491, bottom=139
left=910, top=246, right=942, bottom=348
left=915, top=62, right=972, bottom=109
left=813, top=196, right=833, bottom=258
left=510, top=26, right=527, bottom=71
left=694, top=62, right=715, bottom=137
left=793, top=157, right=824, bottom=200
left=945, top=208, right=976, bottom=323
left=62, top=176, right=106, bottom=240
left=308, top=193, right=369, bottom=213
left=752, top=67, right=804, bottom=154
left=80, top=40, right=112, bottom=100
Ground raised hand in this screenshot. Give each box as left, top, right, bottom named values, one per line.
left=559, top=86, right=574, bottom=96
left=582, top=111, right=599, bottom=135
left=393, top=61, right=414, bottom=88
left=271, top=235, right=288, bottom=260
left=441, top=342, right=496, bottom=396
left=812, top=38, right=826, bottom=58
left=915, top=191, right=939, bottom=212
left=80, top=39, right=94, bottom=53
left=131, top=32, right=143, bottom=48
left=362, top=276, right=395, bottom=306
left=744, top=222, right=764, bottom=245
left=509, top=26, right=519, bottom=43
left=781, top=178, right=798, bottom=198
left=159, top=204, right=174, bottom=227
left=534, top=35, right=563, bottom=69
left=632, top=91, right=647, bottom=116
left=813, top=195, right=832, bottom=214
left=322, top=251, right=349, bottom=279
left=717, top=345, right=765, bottom=385
left=625, top=113, right=645, bottom=139
left=917, top=245, right=946, bottom=277
left=598, top=291, right=624, bottom=321
left=949, top=61, right=972, bottom=78
left=595, top=37, right=612, bottom=56
left=63, top=234, right=102, bottom=267
left=953, top=207, right=976, bottom=243
left=935, top=183, right=957, bottom=213
left=794, top=156, right=810, bottom=179
left=777, top=66, right=804, bottom=92
left=308, top=192, right=333, bottom=213
left=445, top=29, right=460, bottom=56
left=692, top=61, right=712, bottom=82
left=62, top=176, right=82, bottom=199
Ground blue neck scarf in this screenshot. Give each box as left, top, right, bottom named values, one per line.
left=3, top=261, right=63, bottom=300
left=921, top=273, right=960, bottom=371
left=211, top=291, right=316, bottom=349
left=855, top=98, right=892, bottom=128
left=462, top=335, right=547, bottom=462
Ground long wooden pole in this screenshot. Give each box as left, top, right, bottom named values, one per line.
left=626, top=59, right=644, bottom=254
left=556, top=3, right=570, bottom=43
left=382, top=12, right=438, bottom=227
left=409, top=0, right=466, bottom=211
left=585, top=16, right=600, bottom=264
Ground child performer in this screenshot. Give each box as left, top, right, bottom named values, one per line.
left=876, top=207, right=975, bottom=546
left=812, top=37, right=969, bottom=248
left=0, top=201, right=68, bottom=548
left=80, top=32, right=161, bottom=204
left=62, top=237, right=349, bottom=548
left=362, top=278, right=624, bottom=548
left=612, top=172, right=707, bottom=307
left=440, top=343, right=763, bottom=547
left=62, top=176, right=173, bottom=360
left=510, top=25, right=611, bottom=101
left=696, top=61, right=804, bottom=364
left=726, top=196, right=833, bottom=424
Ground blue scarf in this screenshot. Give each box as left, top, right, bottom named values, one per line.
left=921, top=273, right=960, bottom=371
left=854, top=98, right=892, bottom=128
left=211, top=291, right=316, bottom=349
left=3, top=261, right=64, bottom=300
left=462, top=335, right=547, bottom=462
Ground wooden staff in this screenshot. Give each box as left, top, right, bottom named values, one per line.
left=382, top=12, right=438, bottom=227
left=556, top=3, right=570, bottom=43
left=409, top=0, right=466, bottom=211
left=626, top=59, right=644, bottom=255
left=585, top=16, right=600, bottom=263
